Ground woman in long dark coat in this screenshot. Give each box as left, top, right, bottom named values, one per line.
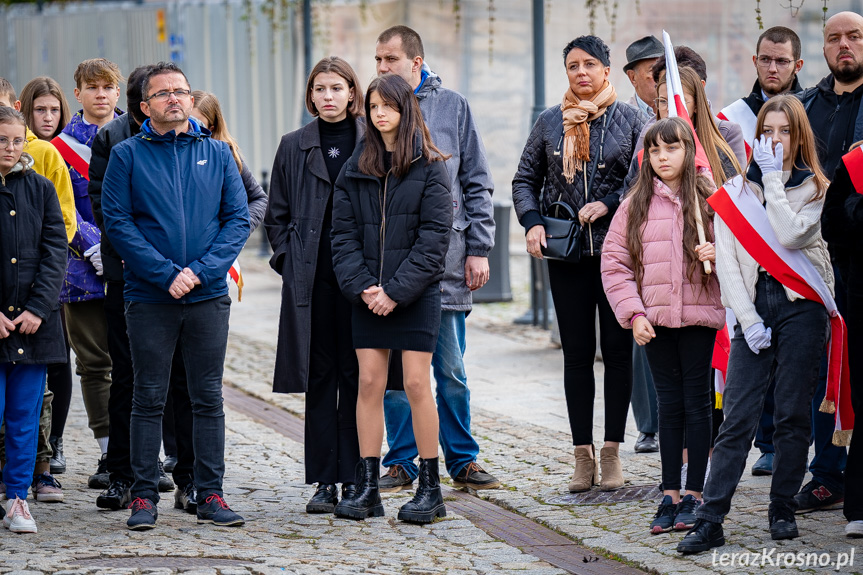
left=264, top=57, right=364, bottom=514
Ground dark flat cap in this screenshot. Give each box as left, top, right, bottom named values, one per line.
left=623, top=35, right=664, bottom=72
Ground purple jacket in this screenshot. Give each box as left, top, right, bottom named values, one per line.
left=57, top=110, right=120, bottom=302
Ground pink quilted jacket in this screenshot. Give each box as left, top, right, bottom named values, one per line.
left=601, top=177, right=725, bottom=330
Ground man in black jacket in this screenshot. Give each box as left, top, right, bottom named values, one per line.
left=796, top=11, right=863, bottom=519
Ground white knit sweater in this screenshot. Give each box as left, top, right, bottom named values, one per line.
left=714, top=170, right=834, bottom=332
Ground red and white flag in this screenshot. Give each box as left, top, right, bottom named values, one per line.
left=708, top=175, right=853, bottom=446
left=228, top=258, right=244, bottom=302
left=51, top=132, right=92, bottom=181
left=662, top=30, right=712, bottom=176
left=717, top=100, right=757, bottom=159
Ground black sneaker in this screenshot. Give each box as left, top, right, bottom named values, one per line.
left=196, top=493, right=245, bottom=526
left=794, top=479, right=844, bottom=513
left=96, top=479, right=132, bottom=510
left=157, top=461, right=175, bottom=492
left=769, top=503, right=799, bottom=540
left=379, top=465, right=414, bottom=493
left=677, top=518, right=725, bottom=554
left=49, top=436, right=66, bottom=475
left=127, top=497, right=157, bottom=530
left=650, top=495, right=677, bottom=534
left=452, top=462, right=501, bottom=490
left=173, top=483, right=197, bottom=514
left=88, top=454, right=110, bottom=489
left=634, top=432, right=659, bottom=453
left=306, top=484, right=338, bottom=514
left=673, top=494, right=700, bottom=531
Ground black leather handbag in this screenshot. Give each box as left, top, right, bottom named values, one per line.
left=538, top=101, right=615, bottom=264
left=540, top=202, right=583, bottom=262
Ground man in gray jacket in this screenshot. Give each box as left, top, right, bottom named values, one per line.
left=374, top=25, right=498, bottom=491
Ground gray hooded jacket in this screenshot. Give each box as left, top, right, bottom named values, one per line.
left=416, top=65, right=495, bottom=311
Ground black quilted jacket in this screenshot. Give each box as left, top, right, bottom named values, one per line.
left=512, top=101, right=644, bottom=256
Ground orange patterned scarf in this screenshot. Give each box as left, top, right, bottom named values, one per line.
left=561, top=81, right=617, bottom=183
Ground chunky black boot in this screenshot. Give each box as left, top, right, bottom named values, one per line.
left=397, top=457, right=446, bottom=524
left=334, top=457, right=384, bottom=520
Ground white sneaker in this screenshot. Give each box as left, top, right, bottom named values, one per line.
left=3, top=497, right=37, bottom=533
left=846, top=520, right=863, bottom=538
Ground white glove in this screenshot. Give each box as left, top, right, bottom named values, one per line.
left=752, top=135, right=784, bottom=176
left=84, top=243, right=103, bottom=276
left=743, top=322, right=772, bottom=354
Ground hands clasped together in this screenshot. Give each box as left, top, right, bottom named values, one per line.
left=362, top=285, right=397, bottom=316
left=169, top=268, right=202, bottom=300
left=0, top=311, right=43, bottom=339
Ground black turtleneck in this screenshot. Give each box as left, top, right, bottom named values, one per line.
left=319, top=116, right=356, bottom=184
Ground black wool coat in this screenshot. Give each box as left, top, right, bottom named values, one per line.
left=0, top=158, right=68, bottom=364
left=331, top=140, right=452, bottom=307
left=264, top=117, right=364, bottom=394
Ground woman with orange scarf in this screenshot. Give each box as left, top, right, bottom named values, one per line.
left=512, top=36, right=645, bottom=493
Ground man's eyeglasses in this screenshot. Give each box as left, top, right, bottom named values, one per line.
left=0, top=137, right=26, bottom=149
left=145, top=89, right=192, bottom=102
left=756, top=56, right=795, bottom=69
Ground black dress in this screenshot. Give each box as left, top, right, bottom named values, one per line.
left=332, top=147, right=452, bottom=354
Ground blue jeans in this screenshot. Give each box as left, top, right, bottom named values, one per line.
left=125, top=296, right=231, bottom=504
left=382, top=310, right=479, bottom=479
left=631, top=343, right=658, bottom=435
left=698, top=274, right=829, bottom=522
left=0, top=363, right=46, bottom=499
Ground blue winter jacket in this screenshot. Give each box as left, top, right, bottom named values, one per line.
left=101, top=117, right=250, bottom=304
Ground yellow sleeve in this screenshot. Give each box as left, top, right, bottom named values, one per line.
left=45, top=153, right=77, bottom=243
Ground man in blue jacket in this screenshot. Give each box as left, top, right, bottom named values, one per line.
left=101, top=62, right=250, bottom=531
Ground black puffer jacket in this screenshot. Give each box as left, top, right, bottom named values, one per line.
left=512, top=101, right=644, bottom=257
left=332, top=139, right=452, bottom=306
left=0, top=155, right=68, bottom=364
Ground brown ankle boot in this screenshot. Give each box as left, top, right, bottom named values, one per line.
left=568, top=446, right=597, bottom=492
left=599, top=445, right=624, bottom=491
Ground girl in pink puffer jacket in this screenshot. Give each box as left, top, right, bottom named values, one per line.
left=601, top=117, right=724, bottom=536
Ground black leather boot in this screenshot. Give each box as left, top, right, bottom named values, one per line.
left=334, top=457, right=384, bottom=520
left=397, top=457, right=446, bottom=524
left=305, top=483, right=338, bottom=514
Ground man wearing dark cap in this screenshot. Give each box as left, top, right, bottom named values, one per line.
left=624, top=35, right=664, bottom=121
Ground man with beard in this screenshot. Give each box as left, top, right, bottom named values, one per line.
left=719, top=26, right=804, bottom=155
left=795, top=10, right=863, bottom=518
left=102, top=62, right=249, bottom=531
left=718, top=27, right=804, bottom=479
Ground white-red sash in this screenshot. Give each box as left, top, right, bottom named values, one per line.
left=717, top=99, right=757, bottom=159
left=709, top=175, right=853, bottom=445
left=51, top=132, right=92, bottom=181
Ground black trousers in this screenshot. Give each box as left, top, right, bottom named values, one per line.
left=844, top=291, right=863, bottom=521
left=46, top=308, right=72, bottom=438
left=304, top=271, right=360, bottom=485
left=645, top=326, right=716, bottom=493
left=547, top=257, right=632, bottom=445
left=104, top=281, right=195, bottom=487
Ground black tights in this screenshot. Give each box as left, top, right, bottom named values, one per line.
left=547, top=257, right=632, bottom=445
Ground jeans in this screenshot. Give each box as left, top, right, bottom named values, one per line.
left=645, top=326, right=716, bottom=493
left=698, top=274, right=829, bottom=522
left=126, top=296, right=231, bottom=504
left=753, top=379, right=776, bottom=454
left=0, top=363, right=46, bottom=499
left=104, top=281, right=135, bottom=483
left=547, top=257, right=632, bottom=445
left=631, top=343, right=658, bottom=435
left=382, top=310, right=479, bottom=479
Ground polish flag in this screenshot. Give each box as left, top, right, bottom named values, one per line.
left=662, top=30, right=712, bottom=176
left=228, top=258, right=244, bottom=302
left=709, top=175, right=853, bottom=446
left=717, top=100, right=757, bottom=159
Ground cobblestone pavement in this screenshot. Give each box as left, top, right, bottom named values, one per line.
left=2, top=250, right=857, bottom=574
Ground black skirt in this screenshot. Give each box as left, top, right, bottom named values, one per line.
left=351, top=283, right=441, bottom=352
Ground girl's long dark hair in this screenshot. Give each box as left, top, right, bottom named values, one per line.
left=628, top=117, right=715, bottom=292
left=359, top=74, right=449, bottom=178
